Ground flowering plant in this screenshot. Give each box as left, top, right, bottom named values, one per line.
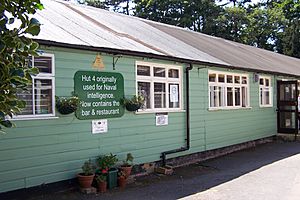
left=55, top=95, right=79, bottom=115
left=96, top=153, right=118, bottom=171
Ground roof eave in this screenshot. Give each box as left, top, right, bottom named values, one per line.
left=35, top=39, right=300, bottom=79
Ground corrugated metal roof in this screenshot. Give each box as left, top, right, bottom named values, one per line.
left=34, top=0, right=300, bottom=76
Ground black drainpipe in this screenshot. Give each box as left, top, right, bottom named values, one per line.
left=161, top=63, right=193, bottom=166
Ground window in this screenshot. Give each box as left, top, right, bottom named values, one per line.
left=209, top=71, right=249, bottom=109
left=16, top=53, right=55, bottom=118
left=259, top=76, right=272, bottom=107
left=136, top=62, right=182, bottom=112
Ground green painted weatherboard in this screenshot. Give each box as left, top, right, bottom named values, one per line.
left=0, top=46, right=284, bottom=193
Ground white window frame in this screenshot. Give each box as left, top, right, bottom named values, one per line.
left=14, top=53, right=56, bottom=119
left=136, top=61, right=183, bottom=113
left=259, top=76, right=273, bottom=107
left=208, top=70, right=250, bottom=110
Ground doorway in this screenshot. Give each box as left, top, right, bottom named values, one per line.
left=277, top=80, right=299, bottom=134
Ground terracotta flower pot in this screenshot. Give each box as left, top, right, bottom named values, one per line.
left=118, top=177, right=127, bottom=189
left=120, top=165, right=132, bottom=178
left=98, top=181, right=107, bottom=193
left=77, top=173, right=95, bottom=188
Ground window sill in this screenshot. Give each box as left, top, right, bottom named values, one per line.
left=134, top=109, right=186, bottom=114
left=259, top=105, right=273, bottom=108
left=208, top=107, right=252, bottom=111
left=10, top=116, right=59, bottom=121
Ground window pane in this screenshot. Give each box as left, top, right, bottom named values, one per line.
left=154, top=83, right=166, bottom=108
left=34, top=56, right=52, bottom=74
left=264, top=89, right=270, bottom=105
left=280, top=84, right=296, bottom=101
left=280, top=112, right=295, bottom=129
left=259, top=78, right=264, bottom=85
left=218, top=74, right=225, bottom=83
left=227, top=75, right=233, bottom=83
left=265, top=79, right=270, bottom=86
left=260, top=88, right=263, bottom=105
left=210, top=86, right=218, bottom=107
left=169, top=84, right=179, bottom=108
left=137, top=65, right=150, bottom=76
left=16, top=85, right=33, bottom=115
left=242, top=86, right=247, bottom=107
left=235, top=87, right=241, bottom=106
left=242, top=76, right=247, bottom=84
left=138, top=82, right=151, bottom=109
left=154, top=67, right=166, bottom=77
left=209, top=73, right=216, bottom=82
left=234, top=76, right=240, bottom=84
left=227, top=87, right=233, bottom=106
left=219, top=86, right=225, bottom=107
left=168, top=69, right=179, bottom=78
left=35, top=79, right=53, bottom=114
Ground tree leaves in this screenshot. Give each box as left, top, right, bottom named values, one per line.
left=0, top=120, right=13, bottom=128
left=94, top=0, right=299, bottom=58
left=25, top=18, right=41, bottom=36
left=0, top=0, right=43, bottom=133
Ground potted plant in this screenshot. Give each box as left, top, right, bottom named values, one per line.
left=122, top=95, right=145, bottom=111
left=117, top=171, right=127, bottom=189
left=77, top=159, right=95, bottom=189
left=55, top=95, right=79, bottom=115
left=96, top=174, right=107, bottom=193
left=120, top=153, right=134, bottom=178
left=96, top=153, right=118, bottom=189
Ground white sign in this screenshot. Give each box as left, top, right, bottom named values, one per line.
left=170, top=84, right=179, bottom=103
left=286, top=119, right=291, bottom=128
left=156, top=114, right=168, bottom=126
left=92, top=119, right=108, bottom=134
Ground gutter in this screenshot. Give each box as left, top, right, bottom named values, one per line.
left=161, top=63, right=193, bottom=166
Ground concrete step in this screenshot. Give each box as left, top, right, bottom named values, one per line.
left=277, top=133, right=300, bottom=142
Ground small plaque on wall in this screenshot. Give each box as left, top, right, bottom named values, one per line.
left=92, top=119, right=108, bottom=134
left=156, top=113, right=168, bottom=126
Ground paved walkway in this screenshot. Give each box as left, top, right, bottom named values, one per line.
left=2, top=141, right=300, bottom=200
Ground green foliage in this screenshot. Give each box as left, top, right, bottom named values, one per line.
left=134, top=0, right=299, bottom=58
left=84, top=0, right=132, bottom=15
left=118, top=170, right=126, bottom=178
left=122, top=95, right=144, bottom=106
left=0, top=0, right=43, bottom=133
left=245, top=5, right=285, bottom=50
left=135, top=0, right=221, bottom=32
left=215, top=6, right=248, bottom=42
left=122, top=153, right=134, bottom=166
left=277, top=0, right=300, bottom=58
left=122, top=95, right=145, bottom=111
left=96, top=173, right=107, bottom=183
left=81, top=159, right=95, bottom=176
left=55, top=95, right=79, bottom=115
left=97, top=153, right=118, bottom=170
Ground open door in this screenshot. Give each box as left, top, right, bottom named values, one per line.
left=277, top=80, right=298, bottom=134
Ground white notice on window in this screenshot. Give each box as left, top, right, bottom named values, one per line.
left=286, top=119, right=291, bottom=128
left=170, top=84, right=179, bottom=103
left=92, top=119, right=108, bottom=134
